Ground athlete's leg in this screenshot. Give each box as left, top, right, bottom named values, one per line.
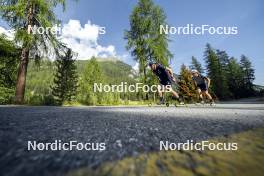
left=166, top=83, right=179, bottom=99
left=197, top=88, right=204, bottom=102
left=203, top=90, right=213, bottom=102
left=168, top=84, right=184, bottom=104
left=158, top=85, right=165, bottom=104
left=201, top=91, right=214, bottom=104
left=203, top=83, right=214, bottom=103
left=158, top=89, right=163, bottom=98
left=171, top=90, right=179, bottom=99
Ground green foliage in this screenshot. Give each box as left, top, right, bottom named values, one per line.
left=77, top=57, right=124, bottom=105
left=204, top=44, right=220, bottom=98
left=0, top=87, right=15, bottom=104
left=178, top=64, right=197, bottom=102
left=24, top=57, right=138, bottom=105
left=0, top=0, right=68, bottom=103
left=75, top=59, right=137, bottom=84
left=78, top=57, right=104, bottom=105
left=224, top=55, right=255, bottom=99
left=216, top=49, right=231, bottom=99
left=1, top=33, right=258, bottom=105
left=25, top=59, right=55, bottom=105
left=190, top=56, right=204, bottom=74
left=99, top=59, right=136, bottom=84
left=202, top=43, right=256, bottom=100
left=26, top=94, right=55, bottom=106
left=226, top=57, right=244, bottom=98
left=51, top=50, right=78, bottom=105
left=0, top=0, right=66, bottom=51
left=26, top=59, right=54, bottom=94
left=0, top=35, right=19, bottom=87
left=240, top=55, right=255, bottom=97
left=204, top=44, right=230, bottom=99
left=125, top=0, right=172, bottom=86
left=0, top=34, right=19, bottom=104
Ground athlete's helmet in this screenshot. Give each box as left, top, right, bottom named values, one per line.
left=148, top=61, right=157, bottom=67
left=191, top=69, right=199, bottom=74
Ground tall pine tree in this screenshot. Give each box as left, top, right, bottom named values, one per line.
left=51, top=49, right=78, bottom=105
left=216, top=49, right=231, bottom=99
left=204, top=43, right=221, bottom=99
left=204, top=44, right=233, bottom=99
left=189, top=56, right=204, bottom=74
left=226, top=57, right=244, bottom=98
left=78, top=57, right=104, bottom=105
left=0, top=0, right=68, bottom=103
left=240, top=55, right=255, bottom=96
left=125, top=0, right=172, bottom=85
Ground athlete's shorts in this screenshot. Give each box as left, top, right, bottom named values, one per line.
left=160, top=80, right=178, bottom=91
left=197, top=83, right=208, bottom=91
left=160, top=80, right=171, bottom=86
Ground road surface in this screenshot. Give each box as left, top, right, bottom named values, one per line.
left=0, top=104, right=264, bottom=176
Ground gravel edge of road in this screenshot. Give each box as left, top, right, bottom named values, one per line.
left=67, top=127, right=264, bottom=176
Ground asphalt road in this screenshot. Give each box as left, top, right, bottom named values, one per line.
left=0, top=104, right=264, bottom=176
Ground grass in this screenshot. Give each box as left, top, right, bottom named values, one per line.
left=68, top=127, right=264, bottom=176
left=62, top=100, right=152, bottom=107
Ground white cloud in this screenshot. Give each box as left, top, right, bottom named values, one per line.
left=0, top=26, right=15, bottom=40
left=60, top=19, right=116, bottom=59
left=0, top=20, right=118, bottom=60
left=132, top=62, right=139, bottom=71
left=62, top=20, right=98, bottom=43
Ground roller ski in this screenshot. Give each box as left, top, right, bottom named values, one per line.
left=164, top=95, right=186, bottom=107
left=195, top=99, right=216, bottom=106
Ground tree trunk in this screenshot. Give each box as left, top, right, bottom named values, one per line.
left=15, top=48, right=29, bottom=104
left=143, top=67, right=149, bottom=100
left=15, top=2, right=33, bottom=104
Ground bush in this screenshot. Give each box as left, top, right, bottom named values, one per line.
left=43, top=94, right=56, bottom=105
left=0, top=87, right=15, bottom=104
left=26, top=94, right=56, bottom=106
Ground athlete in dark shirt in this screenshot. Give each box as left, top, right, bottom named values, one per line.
left=149, top=62, right=183, bottom=105
left=191, top=70, right=214, bottom=104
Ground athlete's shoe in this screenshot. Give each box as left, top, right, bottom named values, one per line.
left=157, top=97, right=165, bottom=105
left=172, top=95, right=185, bottom=105
left=171, top=96, right=178, bottom=101
left=210, top=100, right=215, bottom=106
left=157, top=101, right=165, bottom=105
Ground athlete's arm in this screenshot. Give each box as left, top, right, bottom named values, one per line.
left=192, top=78, right=198, bottom=88
left=165, top=67, right=176, bottom=81
left=205, top=77, right=211, bottom=87
left=193, top=80, right=197, bottom=87
left=166, top=67, right=173, bottom=75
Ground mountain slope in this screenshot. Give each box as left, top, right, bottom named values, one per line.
left=26, top=58, right=138, bottom=96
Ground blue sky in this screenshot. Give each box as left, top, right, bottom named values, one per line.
left=1, top=0, right=263, bottom=85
